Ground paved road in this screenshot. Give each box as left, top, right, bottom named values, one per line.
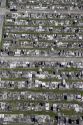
left=0, top=8, right=9, bottom=15
left=1, top=0, right=6, bottom=8
left=0, top=56, right=83, bottom=62
left=16, top=9, right=83, bottom=15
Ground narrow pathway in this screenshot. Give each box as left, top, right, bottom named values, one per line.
left=0, top=56, right=83, bottom=62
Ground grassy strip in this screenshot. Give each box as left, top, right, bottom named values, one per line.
left=9, top=89, right=83, bottom=95
left=2, top=124, right=35, bottom=125
left=62, top=40, right=83, bottom=43
left=17, top=17, right=83, bottom=22
left=65, top=79, right=83, bottom=83
left=0, top=19, right=5, bottom=49
left=61, top=109, right=83, bottom=116
left=59, top=67, right=82, bottom=72
left=0, top=67, right=58, bottom=74
left=0, top=86, right=83, bottom=94
left=12, top=47, right=83, bottom=51
left=14, top=47, right=49, bottom=50
left=0, top=37, right=2, bottom=49
left=0, top=67, right=39, bottom=71
left=9, top=31, right=83, bottom=35
left=0, top=123, right=55, bottom=125
left=1, top=78, right=28, bottom=81
left=4, top=23, right=83, bottom=28
left=4, top=24, right=62, bottom=27
left=38, top=77, right=60, bottom=82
